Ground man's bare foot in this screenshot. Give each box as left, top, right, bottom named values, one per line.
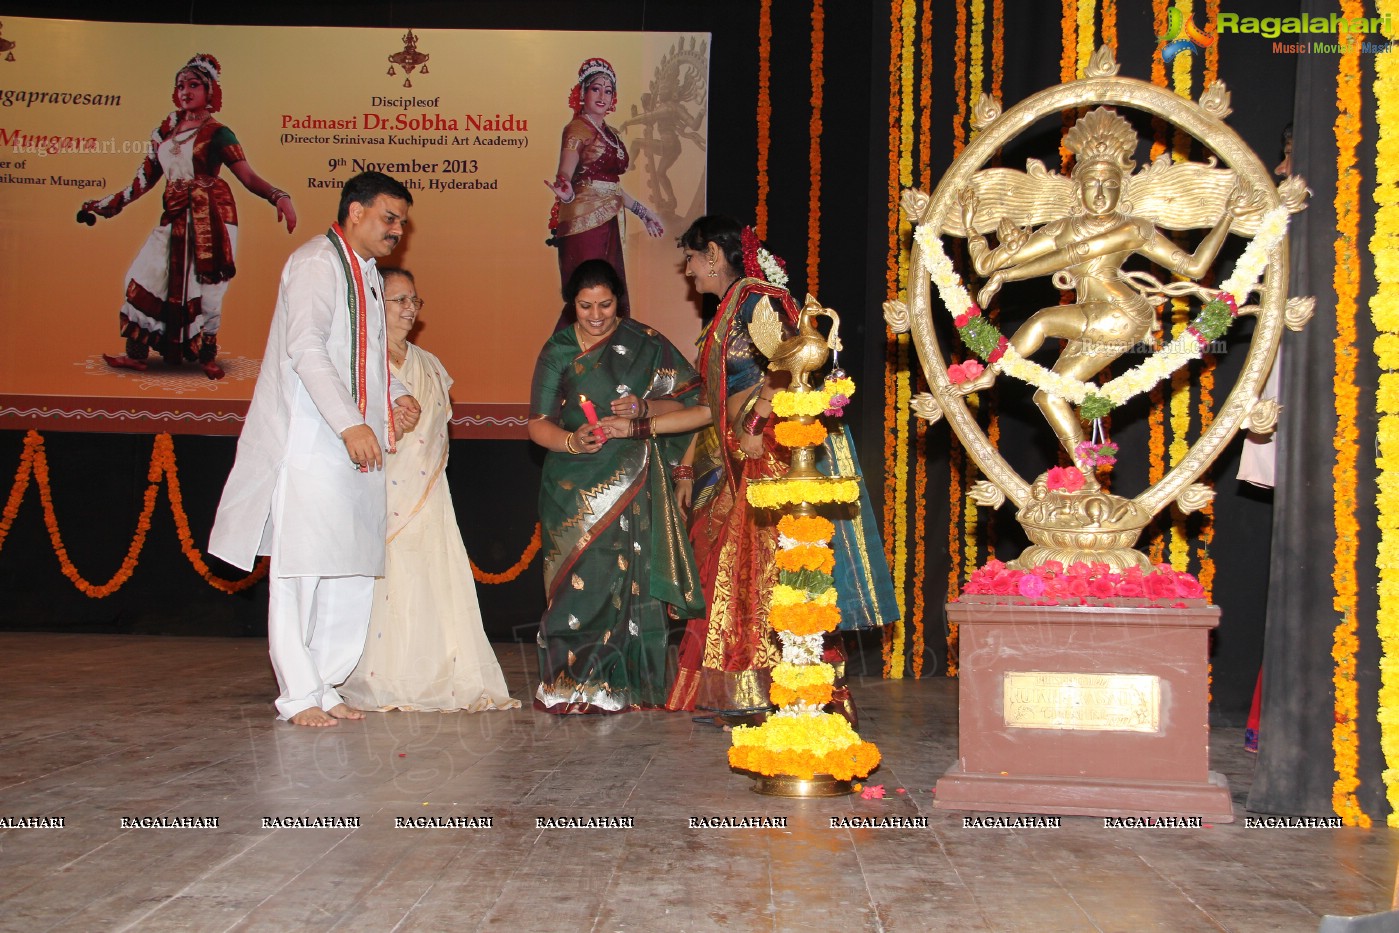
left=102, top=353, right=147, bottom=372
left=289, top=707, right=337, bottom=727
left=325, top=703, right=364, bottom=721
left=201, top=360, right=225, bottom=380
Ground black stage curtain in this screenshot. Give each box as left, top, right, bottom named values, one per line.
left=1249, top=0, right=1384, bottom=819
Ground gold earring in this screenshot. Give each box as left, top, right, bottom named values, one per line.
left=707, top=260, right=718, bottom=278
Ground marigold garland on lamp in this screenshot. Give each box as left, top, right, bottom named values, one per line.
left=735, top=357, right=880, bottom=795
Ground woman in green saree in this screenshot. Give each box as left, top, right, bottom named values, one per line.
left=528, top=260, right=707, bottom=713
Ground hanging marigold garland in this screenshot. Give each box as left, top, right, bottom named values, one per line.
left=887, top=0, right=919, bottom=680
left=1075, top=0, right=1094, bottom=80
left=1164, top=11, right=1196, bottom=575
left=881, top=0, right=905, bottom=677
left=911, top=0, right=933, bottom=681
left=970, top=0, right=986, bottom=106
left=470, top=524, right=542, bottom=584
left=1371, top=0, right=1399, bottom=827
left=991, top=0, right=1004, bottom=105
left=946, top=0, right=969, bottom=631
left=0, top=430, right=538, bottom=593
left=154, top=434, right=268, bottom=594
left=807, top=0, right=825, bottom=296
left=755, top=0, right=774, bottom=238
left=1101, top=0, right=1116, bottom=50
left=1194, top=0, right=1223, bottom=600
left=0, top=431, right=266, bottom=597
left=953, top=0, right=968, bottom=155
left=1058, top=0, right=1078, bottom=170
left=1331, top=0, right=1368, bottom=828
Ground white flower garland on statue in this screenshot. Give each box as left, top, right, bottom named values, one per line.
left=912, top=205, right=1291, bottom=410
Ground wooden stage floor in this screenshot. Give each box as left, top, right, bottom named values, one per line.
left=1, top=632, right=1396, bottom=932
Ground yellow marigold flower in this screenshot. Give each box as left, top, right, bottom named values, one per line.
left=771, top=584, right=808, bottom=606
left=773, top=662, right=836, bottom=688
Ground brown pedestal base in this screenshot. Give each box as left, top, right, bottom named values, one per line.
left=935, top=763, right=1235, bottom=823
left=934, top=598, right=1235, bottom=823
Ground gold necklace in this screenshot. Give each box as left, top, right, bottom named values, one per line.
left=170, top=113, right=211, bottom=156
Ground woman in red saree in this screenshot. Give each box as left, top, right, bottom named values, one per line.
left=664, top=216, right=898, bottom=720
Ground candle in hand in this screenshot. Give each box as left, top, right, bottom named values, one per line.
left=579, top=395, right=606, bottom=442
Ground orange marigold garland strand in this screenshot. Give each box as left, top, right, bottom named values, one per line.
left=154, top=434, right=268, bottom=594
left=1331, top=0, right=1368, bottom=827
left=0, top=431, right=266, bottom=598
left=0, top=432, right=35, bottom=554
left=1, top=430, right=536, bottom=593
left=470, top=524, right=542, bottom=584
left=756, top=0, right=774, bottom=238
left=992, top=0, right=1004, bottom=106
left=1059, top=0, right=1077, bottom=170
left=913, top=0, right=932, bottom=680
left=807, top=0, right=825, bottom=296
left=1194, top=0, right=1222, bottom=598
left=919, top=0, right=933, bottom=186
left=954, top=0, right=968, bottom=155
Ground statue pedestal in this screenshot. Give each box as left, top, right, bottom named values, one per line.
left=933, top=598, right=1234, bottom=823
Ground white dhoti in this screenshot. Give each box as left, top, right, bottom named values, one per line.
left=268, top=572, right=375, bottom=719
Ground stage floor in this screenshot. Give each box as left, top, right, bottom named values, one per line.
left=1, top=633, right=1396, bottom=932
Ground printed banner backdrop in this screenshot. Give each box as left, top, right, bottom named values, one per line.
left=0, top=17, right=709, bottom=436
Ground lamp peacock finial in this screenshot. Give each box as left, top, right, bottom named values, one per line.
left=748, top=294, right=843, bottom=390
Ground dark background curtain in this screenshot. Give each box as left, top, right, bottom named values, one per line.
left=1248, top=0, right=1384, bottom=818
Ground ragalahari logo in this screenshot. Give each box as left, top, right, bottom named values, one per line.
left=1159, top=2, right=1216, bottom=64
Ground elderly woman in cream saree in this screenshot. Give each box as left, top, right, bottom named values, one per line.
left=341, top=270, right=519, bottom=713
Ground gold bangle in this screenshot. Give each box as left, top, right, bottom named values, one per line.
left=564, top=432, right=580, bottom=454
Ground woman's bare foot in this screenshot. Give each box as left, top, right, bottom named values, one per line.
left=201, top=360, right=225, bottom=380
left=102, top=354, right=147, bottom=372
left=326, top=703, right=364, bottom=721
left=289, top=707, right=337, bottom=727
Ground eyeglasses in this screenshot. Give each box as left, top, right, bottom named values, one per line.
left=385, top=295, right=424, bottom=310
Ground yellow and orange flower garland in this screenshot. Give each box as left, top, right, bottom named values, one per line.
left=1331, top=0, right=1367, bottom=828
left=1373, top=0, right=1399, bottom=827
left=733, top=377, right=880, bottom=782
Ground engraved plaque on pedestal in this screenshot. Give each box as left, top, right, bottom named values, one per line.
left=1002, top=671, right=1160, bottom=733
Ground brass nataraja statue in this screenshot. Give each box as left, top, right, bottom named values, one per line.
left=887, top=45, right=1311, bottom=571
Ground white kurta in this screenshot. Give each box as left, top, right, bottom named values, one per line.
left=210, top=234, right=401, bottom=576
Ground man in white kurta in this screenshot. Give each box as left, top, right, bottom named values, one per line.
left=210, top=172, right=419, bottom=727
